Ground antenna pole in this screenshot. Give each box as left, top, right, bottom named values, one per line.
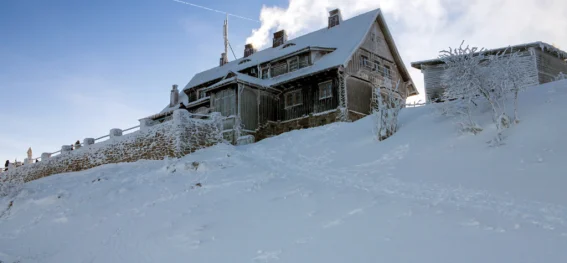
left=223, top=13, right=229, bottom=61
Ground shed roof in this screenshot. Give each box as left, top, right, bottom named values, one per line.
left=411, top=41, right=567, bottom=70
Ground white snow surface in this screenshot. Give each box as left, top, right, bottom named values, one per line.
left=2, top=80, right=567, bottom=262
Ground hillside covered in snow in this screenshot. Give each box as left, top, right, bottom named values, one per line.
left=1, top=80, right=567, bottom=263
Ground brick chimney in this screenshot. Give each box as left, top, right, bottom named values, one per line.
left=244, top=43, right=256, bottom=57
left=170, top=84, right=179, bottom=107
left=328, top=9, right=343, bottom=28
left=272, top=30, right=287, bottom=48
left=219, top=53, right=228, bottom=66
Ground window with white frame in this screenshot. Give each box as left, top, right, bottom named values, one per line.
left=373, top=60, right=380, bottom=72
left=261, top=67, right=269, bottom=79
left=271, top=62, right=288, bottom=77
left=299, top=55, right=309, bottom=68
left=198, top=90, right=207, bottom=99
left=318, top=80, right=332, bottom=100
left=288, top=56, right=299, bottom=72
left=360, top=55, right=371, bottom=69
left=384, top=65, right=391, bottom=78
left=285, top=90, right=302, bottom=108
left=213, top=88, right=236, bottom=116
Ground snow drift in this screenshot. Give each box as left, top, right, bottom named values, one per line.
left=1, top=80, right=566, bottom=263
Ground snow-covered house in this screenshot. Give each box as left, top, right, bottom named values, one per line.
left=151, top=8, right=418, bottom=141
left=411, top=42, right=567, bottom=102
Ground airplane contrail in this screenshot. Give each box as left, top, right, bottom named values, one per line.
left=172, top=0, right=260, bottom=23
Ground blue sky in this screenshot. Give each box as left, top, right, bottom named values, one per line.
left=0, top=0, right=283, bottom=162
left=1, top=0, right=566, bottom=163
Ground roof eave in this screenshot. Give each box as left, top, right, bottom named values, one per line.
left=411, top=41, right=567, bottom=68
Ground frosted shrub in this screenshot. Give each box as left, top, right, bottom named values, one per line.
left=556, top=72, right=566, bottom=81
left=373, top=80, right=403, bottom=141
left=0, top=173, right=24, bottom=198
left=438, top=41, right=530, bottom=135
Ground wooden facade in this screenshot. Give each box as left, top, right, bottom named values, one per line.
left=155, top=8, right=418, bottom=142
left=412, top=43, right=567, bottom=102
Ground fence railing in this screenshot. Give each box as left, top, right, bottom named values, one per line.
left=1, top=111, right=233, bottom=173
left=2, top=124, right=142, bottom=170
left=405, top=102, right=428, bottom=108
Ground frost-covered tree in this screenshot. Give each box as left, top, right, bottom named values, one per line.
left=486, top=48, right=534, bottom=124
left=372, top=79, right=404, bottom=141
left=439, top=42, right=534, bottom=135
left=439, top=41, right=485, bottom=134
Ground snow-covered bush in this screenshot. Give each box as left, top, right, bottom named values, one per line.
left=372, top=80, right=403, bottom=141
left=486, top=49, right=533, bottom=124
left=0, top=172, right=24, bottom=198
left=439, top=41, right=530, bottom=135
left=438, top=42, right=486, bottom=133
left=556, top=72, right=566, bottom=81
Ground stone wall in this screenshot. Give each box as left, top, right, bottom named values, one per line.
left=255, top=109, right=340, bottom=141
left=3, top=110, right=223, bottom=182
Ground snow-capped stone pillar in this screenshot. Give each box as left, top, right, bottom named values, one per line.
left=8, top=162, right=14, bottom=170
left=139, top=118, right=151, bottom=131
left=83, top=138, right=95, bottom=146
left=41, top=152, right=51, bottom=161
left=172, top=109, right=190, bottom=123
left=61, top=145, right=73, bottom=154
left=209, top=112, right=222, bottom=124
left=27, top=147, right=33, bottom=164
left=170, top=84, right=179, bottom=107
left=109, top=129, right=123, bottom=139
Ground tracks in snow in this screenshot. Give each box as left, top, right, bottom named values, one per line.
left=241, top=143, right=567, bottom=237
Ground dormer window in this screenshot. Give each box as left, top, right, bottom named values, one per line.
left=238, top=59, right=251, bottom=65
left=282, top=43, right=296, bottom=49
left=198, top=90, right=207, bottom=99
left=288, top=56, right=299, bottom=72
left=261, top=67, right=270, bottom=79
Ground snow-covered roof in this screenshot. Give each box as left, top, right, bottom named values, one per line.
left=411, top=41, right=567, bottom=70
left=184, top=8, right=382, bottom=91
left=160, top=91, right=190, bottom=114
left=159, top=8, right=417, bottom=114
left=204, top=71, right=272, bottom=92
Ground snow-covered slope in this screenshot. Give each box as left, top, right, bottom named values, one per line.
left=1, top=80, right=567, bottom=263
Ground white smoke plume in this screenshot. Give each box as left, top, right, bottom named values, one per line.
left=246, top=0, right=567, bottom=103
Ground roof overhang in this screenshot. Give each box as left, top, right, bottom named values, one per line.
left=141, top=110, right=173, bottom=121
left=411, top=41, right=567, bottom=70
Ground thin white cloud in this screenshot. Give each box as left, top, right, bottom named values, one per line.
left=246, top=0, right=567, bottom=103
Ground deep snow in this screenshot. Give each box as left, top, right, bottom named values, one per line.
left=1, top=80, right=567, bottom=263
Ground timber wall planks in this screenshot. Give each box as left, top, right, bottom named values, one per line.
left=535, top=49, right=567, bottom=83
